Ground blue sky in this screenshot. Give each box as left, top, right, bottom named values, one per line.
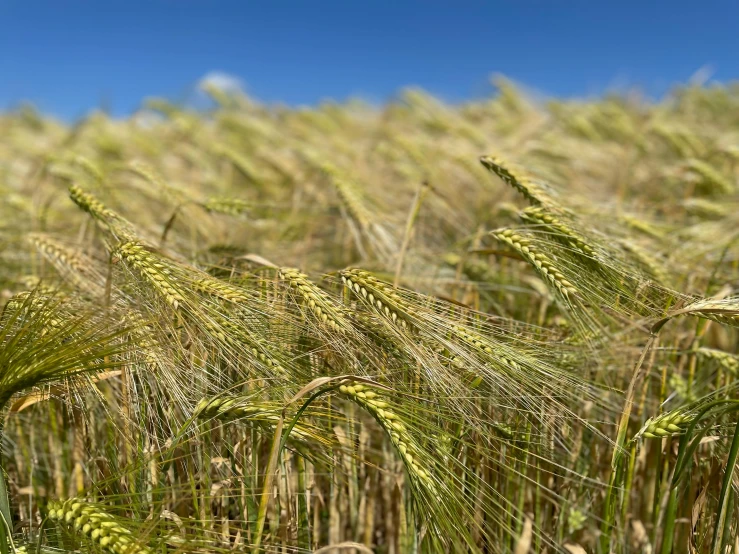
left=1, top=1, right=737, bottom=120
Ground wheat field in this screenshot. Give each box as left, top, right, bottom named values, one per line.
left=0, top=78, right=738, bottom=553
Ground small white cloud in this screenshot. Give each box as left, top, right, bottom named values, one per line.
left=688, top=65, right=716, bottom=87
left=197, top=71, right=244, bottom=94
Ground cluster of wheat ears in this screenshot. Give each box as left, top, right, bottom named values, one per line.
left=0, top=78, right=738, bottom=554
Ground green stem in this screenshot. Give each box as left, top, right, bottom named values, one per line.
left=0, top=470, right=10, bottom=554
left=251, top=410, right=285, bottom=554
left=661, top=401, right=739, bottom=553
left=296, top=455, right=311, bottom=551
left=659, top=433, right=688, bottom=554
left=0, top=423, right=11, bottom=554
left=252, top=382, right=344, bottom=552
left=621, top=442, right=638, bottom=526
left=600, top=334, right=656, bottom=553
left=393, top=181, right=430, bottom=288
left=710, top=418, right=739, bottom=554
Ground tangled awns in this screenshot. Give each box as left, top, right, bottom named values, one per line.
left=1, top=78, right=739, bottom=553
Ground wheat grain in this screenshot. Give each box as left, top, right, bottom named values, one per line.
left=213, top=143, right=261, bottom=182
left=340, top=269, right=415, bottom=330
left=202, top=197, right=251, bottom=216
left=48, top=498, right=151, bottom=554
left=492, top=229, right=578, bottom=299
left=635, top=409, right=690, bottom=440
left=112, top=241, right=184, bottom=308
left=520, top=207, right=595, bottom=256
left=71, top=155, right=104, bottom=184
left=442, top=253, right=498, bottom=284
left=617, top=239, right=669, bottom=284
left=190, top=276, right=252, bottom=304
left=668, top=298, right=739, bottom=329
left=696, top=347, right=739, bottom=374
left=338, top=381, right=433, bottom=486
left=325, top=166, right=373, bottom=231
left=479, top=155, right=555, bottom=206
left=684, top=158, right=735, bottom=195
left=279, top=267, right=352, bottom=332
left=69, top=185, right=137, bottom=240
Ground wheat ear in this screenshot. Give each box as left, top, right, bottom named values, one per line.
left=339, top=382, right=433, bottom=486
left=340, top=269, right=415, bottom=330
left=479, top=155, right=554, bottom=205
left=492, top=229, right=578, bottom=299
left=48, top=498, right=151, bottom=554
left=520, top=206, right=596, bottom=256
left=279, top=267, right=352, bottom=332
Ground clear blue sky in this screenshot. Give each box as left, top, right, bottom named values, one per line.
left=1, top=1, right=737, bottom=120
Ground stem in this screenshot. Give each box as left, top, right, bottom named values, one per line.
left=160, top=203, right=188, bottom=246
left=661, top=401, right=739, bottom=553
left=296, top=455, right=311, bottom=551
left=600, top=334, right=656, bottom=553
left=660, top=433, right=689, bottom=554
left=251, top=410, right=285, bottom=553
left=394, top=181, right=430, bottom=288
left=621, top=442, right=638, bottom=525
left=0, top=472, right=9, bottom=554
left=710, top=418, right=739, bottom=554
left=252, top=381, right=346, bottom=552
left=0, top=422, right=11, bottom=554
